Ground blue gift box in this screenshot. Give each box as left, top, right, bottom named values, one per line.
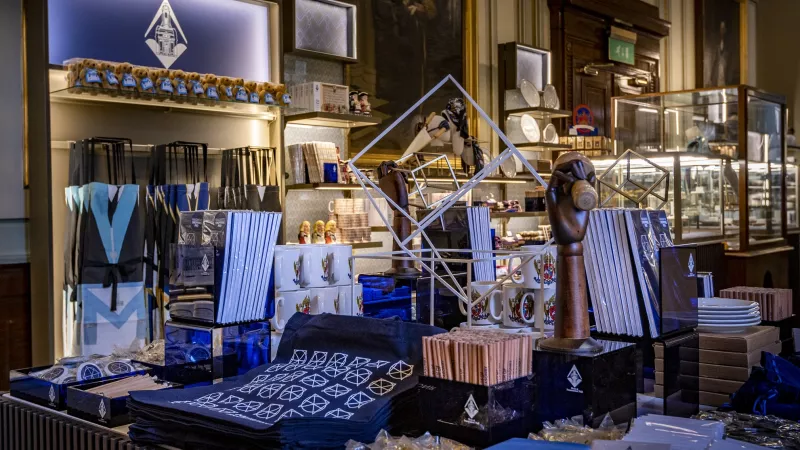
left=357, top=274, right=415, bottom=321
left=9, top=365, right=149, bottom=411
left=162, top=319, right=271, bottom=386
left=66, top=377, right=182, bottom=427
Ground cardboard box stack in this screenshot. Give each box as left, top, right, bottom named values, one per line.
left=654, top=326, right=780, bottom=407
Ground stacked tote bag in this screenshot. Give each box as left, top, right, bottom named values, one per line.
left=218, top=146, right=281, bottom=212
left=144, top=142, right=210, bottom=341
left=128, top=314, right=445, bottom=449
left=63, top=137, right=146, bottom=356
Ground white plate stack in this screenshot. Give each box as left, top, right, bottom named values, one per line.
left=698, top=298, right=762, bottom=333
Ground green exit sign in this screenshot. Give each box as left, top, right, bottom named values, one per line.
left=609, top=37, right=635, bottom=65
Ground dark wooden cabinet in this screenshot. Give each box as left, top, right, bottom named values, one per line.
left=549, top=0, right=669, bottom=132
left=0, top=263, right=31, bottom=391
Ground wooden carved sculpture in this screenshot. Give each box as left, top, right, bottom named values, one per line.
left=538, top=152, right=603, bottom=354
left=378, top=161, right=420, bottom=276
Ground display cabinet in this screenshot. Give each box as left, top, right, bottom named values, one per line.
left=609, top=86, right=787, bottom=251
left=593, top=151, right=735, bottom=244
left=787, top=146, right=800, bottom=231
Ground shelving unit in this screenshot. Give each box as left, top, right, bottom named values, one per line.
left=491, top=211, right=548, bottom=219
left=285, top=111, right=381, bottom=129
left=350, top=241, right=383, bottom=249
left=286, top=183, right=368, bottom=191
left=49, top=69, right=281, bottom=121
left=511, top=142, right=572, bottom=151
left=505, top=107, right=571, bottom=119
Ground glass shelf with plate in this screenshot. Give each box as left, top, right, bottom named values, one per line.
left=610, top=86, right=787, bottom=251
left=787, top=146, right=800, bottom=230
left=593, top=152, right=736, bottom=244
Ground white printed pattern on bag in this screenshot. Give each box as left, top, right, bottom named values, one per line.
left=171, top=350, right=415, bottom=425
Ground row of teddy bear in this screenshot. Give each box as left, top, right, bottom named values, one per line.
left=67, top=58, right=290, bottom=105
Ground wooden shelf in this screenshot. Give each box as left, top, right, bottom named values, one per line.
left=511, top=142, right=572, bottom=151
left=286, top=183, right=368, bottom=191
left=505, top=107, right=571, bottom=119
left=350, top=241, right=383, bottom=249
left=491, top=211, right=548, bottom=219
left=285, top=111, right=381, bottom=128
left=49, top=70, right=280, bottom=121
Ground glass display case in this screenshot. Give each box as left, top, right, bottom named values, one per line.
left=787, top=146, right=800, bottom=231
left=608, top=86, right=787, bottom=251
left=593, top=152, right=735, bottom=244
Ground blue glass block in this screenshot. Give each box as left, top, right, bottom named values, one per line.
left=163, top=320, right=271, bottom=386
left=416, top=272, right=469, bottom=330
left=357, top=274, right=415, bottom=321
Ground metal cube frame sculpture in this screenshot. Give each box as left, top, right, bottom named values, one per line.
left=345, top=75, right=553, bottom=324
left=596, top=149, right=670, bottom=209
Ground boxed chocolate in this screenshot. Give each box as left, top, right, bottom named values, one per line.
left=66, top=378, right=181, bottom=427
left=418, top=375, right=536, bottom=448
left=678, top=375, right=743, bottom=395
left=698, top=327, right=779, bottom=353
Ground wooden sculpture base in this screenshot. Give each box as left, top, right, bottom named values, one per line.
left=538, top=336, right=603, bottom=354
left=386, top=214, right=421, bottom=276
left=538, top=242, right=602, bottom=354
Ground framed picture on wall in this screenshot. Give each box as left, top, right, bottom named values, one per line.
left=347, top=0, right=473, bottom=163
left=695, top=0, right=742, bottom=88
left=284, top=0, right=359, bottom=63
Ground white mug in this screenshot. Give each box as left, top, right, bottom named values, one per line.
left=299, top=244, right=329, bottom=288
left=272, top=289, right=311, bottom=331
left=537, top=288, right=556, bottom=331
left=336, top=283, right=363, bottom=316
left=510, top=244, right=557, bottom=289
left=274, top=245, right=302, bottom=291
left=460, top=281, right=503, bottom=325
left=502, top=284, right=536, bottom=328
left=328, top=244, right=353, bottom=286
left=310, top=287, right=338, bottom=314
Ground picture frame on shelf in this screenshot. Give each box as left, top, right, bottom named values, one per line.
left=284, top=0, right=359, bottom=63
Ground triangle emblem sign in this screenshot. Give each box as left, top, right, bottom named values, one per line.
left=464, top=394, right=479, bottom=419
left=144, top=0, right=188, bottom=69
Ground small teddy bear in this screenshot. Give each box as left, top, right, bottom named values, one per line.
left=66, top=61, right=82, bottom=91
left=170, top=69, right=188, bottom=101
left=218, top=77, right=234, bottom=101
left=99, top=61, right=119, bottom=93
left=116, top=62, right=137, bottom=94
left=202, top=74, right=219, bottom=101
left=155, top=68, right=173, bottom=99
left=245, top=81, right=260, bottom=104
left=260, top=82, right=278, bottom=104
left=187, top=72, right=204, bottom=99
left=133, top=67, right=155, bottom=97
left=276, top=84, right=291, bottom=106
left=232, top=77, right=248, bottom=102
left=79, top=59, right=103, bottom=92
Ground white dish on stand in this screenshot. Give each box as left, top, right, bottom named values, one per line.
left=699, top=306, right=759, bottom=316
left=699, top=298, right=759, bottom=310
left=698, top=311, right=761, bottom=321
left=520, top=79, right=541, bottom=107
left=520, top=114, right=541, bottom=142
left=699, top=317, right=761, bottom=325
